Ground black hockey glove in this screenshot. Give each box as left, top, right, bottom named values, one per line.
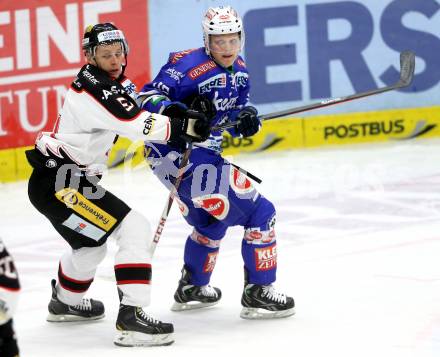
left=0, top=319, right=19, bottom=357
left=235, top=106, right=260, bottom=137
left=189, top=95, right=217, bottom=120
left=166, top=103, right=211, bottom=145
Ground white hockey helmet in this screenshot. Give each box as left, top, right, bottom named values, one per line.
left=202, top=6, right=244, bottom=55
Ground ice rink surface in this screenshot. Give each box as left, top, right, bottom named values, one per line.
left=1, top=139, right=440, bottom=357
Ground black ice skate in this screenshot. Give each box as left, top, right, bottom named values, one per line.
left=241, top=282, right=295, bottom=320
left=171, top=266, right=221, bottom=311
left=114, top=304, right=174, bottom=347
left=47, top=279, right=105, bottom=322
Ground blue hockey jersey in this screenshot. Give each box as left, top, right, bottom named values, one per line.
left=138, top=47, right=251, bottom=153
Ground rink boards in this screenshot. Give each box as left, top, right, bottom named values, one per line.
left=1, top=105, right=438, bottom=182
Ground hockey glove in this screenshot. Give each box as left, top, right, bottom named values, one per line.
left=162, top=102, right=188, bottom=119
left=184, top=109, right=211, bottom=142
left=235, top=106, right=260, bottom=137
left=166, top=102, right=211, bottom=145
left=189, top=95, right=217, bottom=120
left=0, top=319, right=19, bottom=357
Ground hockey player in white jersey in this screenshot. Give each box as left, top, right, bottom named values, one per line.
left=0, top=237, right=20, bottom=357
left=26, top=23, right=210, bottom=347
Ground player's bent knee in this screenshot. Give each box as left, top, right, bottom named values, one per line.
left=117, top=210, right=152, bottom=248
left=71, top=244, right=108, bottom=272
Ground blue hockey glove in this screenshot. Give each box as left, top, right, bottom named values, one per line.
left=235, top=106, right=260, bottom=137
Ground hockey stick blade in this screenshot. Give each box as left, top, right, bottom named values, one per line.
left=213, top=50, right=415, bottom=130
left=396, top=50, right=415, bottom=88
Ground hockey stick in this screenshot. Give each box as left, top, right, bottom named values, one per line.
left=150, top=142, right=192, bottom=255
left=213, top=50, right=415, bottom=131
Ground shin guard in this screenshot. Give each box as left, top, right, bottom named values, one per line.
left=183, top=230, right=221, bottom=286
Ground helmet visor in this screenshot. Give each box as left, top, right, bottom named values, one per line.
left=207, top=34, right=243, bottom=55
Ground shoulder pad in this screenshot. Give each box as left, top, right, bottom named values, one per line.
left=236, top=57, right=247, bottom=69
left=72, top=64, right=110, bottom=91
left=72, top=65, right=142, bottom=120
left=168, top=48, right=200, bottom=64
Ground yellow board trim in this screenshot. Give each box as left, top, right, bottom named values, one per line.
left=55, top=188, right=117, bottom=232
left=303, top=106, right=440, bottom=147
left=2, top=106, right=439, bottom=183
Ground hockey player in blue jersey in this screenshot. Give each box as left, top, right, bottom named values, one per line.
left=138, top=6, right=295, bottom=319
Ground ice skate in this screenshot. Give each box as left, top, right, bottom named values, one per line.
left=171, top=266, right=221, bottom=311
left=114, top=304, right=174, bottom=347
left=240, top=282, right=295, bottom=319
left=47, top=279, right=105, bottom=322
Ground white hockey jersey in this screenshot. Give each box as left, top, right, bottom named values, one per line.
left=35, top=64, right=171, bottom=174
left=0, top=238, right=20, bottom=325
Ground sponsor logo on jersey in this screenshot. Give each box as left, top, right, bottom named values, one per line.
left=73, top=78, right=82, bottom=88
left=45, top=159, right=57, bottom=168
left=196, top=234, right=210, bottom=245
left=62, top=214, right=106, bottom=241
left=198, top=73, right=227, bottom=94
left=102, top=85, right=121, bottom=100
left=165, top=68, right=184, bottom=82
left=230, top=167, right=254, bottom=194
left=244, top=228, right=276, bottom=244
left=193, top=194, right=230, bottom=220
left=102, top=89, right=113, bottom=100
left=170, top=48, right=197, bottom=64
left=74, top=222, right=87, bottom=233
left=255, top=244, right=277, bottom=271
left=190, top=230, right=221, bottom=248
left=232, top=71, right=248, bottom=88
left=121, top=78, right=137, bottom=98
left=143, top=115, right=155, bottom=135
left=213, top=91, right=238, bottom=111
left=152, top=81, right=170, bottom=95
left=55, top=188, right=117, bottom=231
left=203, top=251, right=219, bottom=273
left=244, top=230, right=263, bottom=242
left=188, top=60, right=217, bottom=80
left=236, top=58, right=246, bottom=68
left=82, top=67, right=99, bottom=85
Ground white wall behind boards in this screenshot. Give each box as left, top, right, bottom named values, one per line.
left=148, top=0, right=440, bottom=115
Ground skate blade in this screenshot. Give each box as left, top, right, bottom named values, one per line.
left=114, top=330, right=174, bottom=347
left=47, top=312, right=105, bottom=322
left=240, top=307, right=295, bottom=320
left=171, top=300, right=219, bottom=312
